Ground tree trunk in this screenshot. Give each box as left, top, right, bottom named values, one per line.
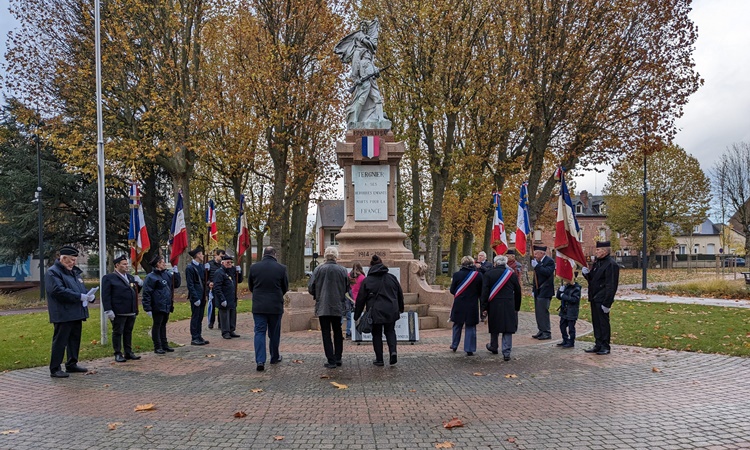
left=448, top=237, right=458, bottom=276
left=410, top=153, right=421, bottom=259
left=462, top=230, right=473, bottom=259
left=267, top=128, right=289, bottom=262
left=288, top=201, right=307, bottom=282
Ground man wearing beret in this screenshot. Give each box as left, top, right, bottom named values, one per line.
left=101, top=255, right=143, bottom=362
left=46, top=245, right=94, bottom=378
left=213, top=254, right=243, bottom=340
left=142, top=254, right=181, bottom=354
left=186, top=246, right=209, bottom=346
left=531, top=245, right=555, bottom=340
left=506, top=249, right=522, bottom=280
left=581, top=241, right=620, bottom=355
left=206, top=248, right=225, bottom=329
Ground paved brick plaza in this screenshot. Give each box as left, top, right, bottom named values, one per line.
left=0, top=312, right=749, bottom=449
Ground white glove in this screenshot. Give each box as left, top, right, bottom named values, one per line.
left=531, top=259, right=538, bottom=268
left=221, top=301, right=227, bottom=307
left=204, top=262, right=210, bottom=270
left=134, top=275, right=144, bottom=287
left=601, top=305, right=611, bottom=313
left=87, top=294, right=96, bottom=302
left=80, top=293, right=88, bottom=302
left=172, top=266, right=179, bottom=273
left=559, top=285, right=565, bottom=292
left=147, top=311, right=153, bottom=318
left=193, top=300, right=200, bottom=307
left=105, top=310, right=115, bottom=320
left=582, top=267, right=590, bottom=275
left=236, top=265, right=241, bottom=273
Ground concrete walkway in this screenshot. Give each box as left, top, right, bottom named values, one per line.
left=1, top=312, right=750, bottom=449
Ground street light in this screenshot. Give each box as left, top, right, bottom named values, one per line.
left=32, top=120, right=45, bottom=301
left=642, top=150, right=648, bottom=290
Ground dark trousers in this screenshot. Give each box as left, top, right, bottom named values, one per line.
left=490, top=332, right=513, bottom=357
left=111, top=315, right=136, bottom=355
left=319, top=315, right=343, bottom=364
left=50, top=320, right=82, bottom=372
left=253, top=313, right=282, bottom=365
left=190, top=301, right=206, bottom=340
left=219, top=308, right=237, bottom=334
left=534, top=296, right=552, bottom=335
left=559, top=318, right=577, bottom=344
left=371, top=322, right=397, bottom=363
left=590, top=303, right=611, bottom=350
left=151, top=311, right=170, bottom=350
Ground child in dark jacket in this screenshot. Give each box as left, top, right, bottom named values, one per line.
left=556, top=272, right=582, bottom=348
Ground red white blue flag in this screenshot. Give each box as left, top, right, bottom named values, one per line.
left=206, top=198, right=218, bottom=244
left=361, top=135, right=380, bottom=158
left=236, top=194, right=250, bottom=263
left=492, top=191, right=508, bottom=256
left=554, top=167, right=587, bottom=281
left=128, top=182, right=150, bottom=271
left=169, top=190, right=188, bottom=266
left=515, top=182, right=530, bottom=256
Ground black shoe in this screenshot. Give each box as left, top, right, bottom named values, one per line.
left=336, top=360, right=342, bottom=367
left=50, top=370, right=69, bottom=378
left=389, top=353, right=398, bottom=365
left=114, top=354, right=127, bottom=363
left=450, top=347, right=457, bottom=352
left=531, top=332, right=541, bottom=339
left=324, top=362, right=337, bottom=369
left=229, top=332, right=241, bottom=338
left=373, top=360, right=384, bottom=366
left=125, top=353, right=141, bottom=360
left=208, top=324, right=214, bottom=329
left=163, top=347, right=175, bottom=352
left=155, top=349, right=166, bottom=355
left=503, top=355, right=511, bottom=361
left=596, top=349, right=611, bottom=355
left=222, top=333, right=232, bottom=339
left=486, top=343, right=498, bottom=355
left=201, top=339, right=210, bottom=345
left=466, top=352, right=474, bottom=356
left=191, top=339, right=207, bottom=346
left=65, top=365, right=88, bottom=373
left=537, top=334, right=552, bottom=340
left=256, top=364, right=265, bottom=371
left=556, top=342, right=566, bottom=347
left=270, top=356, right=283, bottom=364
left=584, top=347, right=602, bottom=353
left=562, top=343, right=574, bottom=348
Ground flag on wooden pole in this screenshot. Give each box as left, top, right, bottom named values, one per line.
left=515, top=182, right=530, bottom=256
left=128, top=182, right=150, bottom=271
left=206, top=198, right=218, bottom=244
left=169, top=190, right=188, bottom=266
left=492, top=191, right=508, bottom=256
left=236, top=194, right=250, bottom=264
left=554, top=167, right=587, bottom=281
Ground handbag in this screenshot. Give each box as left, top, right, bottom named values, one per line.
left=356, top=279, right=385, bottom=334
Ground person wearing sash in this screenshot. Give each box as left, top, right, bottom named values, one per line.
left=481, top=255, right=522, bottom=361
left=448, top=256, right=483, bottom=356
left=531, top=245, right=555, bottom=340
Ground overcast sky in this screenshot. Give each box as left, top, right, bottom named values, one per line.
left=2, top=0, right=748, bottom=197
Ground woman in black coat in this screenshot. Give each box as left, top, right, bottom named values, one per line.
left=480, top=255, right=522, bottom=361
left=449, top=256, right=482, bottom=356
left=354, top=255, right=404, bottom=366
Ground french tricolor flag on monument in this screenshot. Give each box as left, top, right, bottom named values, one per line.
left=361, top=135, right=380, bottom=158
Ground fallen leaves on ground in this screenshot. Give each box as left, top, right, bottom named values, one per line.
left=408, top=389, right=416, bottom=392
left=320, top=374, right=331, bottom=379
left=134, top=403, right=155, bottom=412
left=504, top=374, right=518, bottom=378
left=205, top=354, right=216, bottom=358
left=292, top=359, right=304, bottom=364
left=233, top=411, right=247, bottom=418
left=435, top=441, right=455, bottom=448
left=103, top=384, right=110, bottom=388
left=443, top=418, right=464, bottom=429
left=652, top=367, right=662, bottom=373
left=507, top=437, right=517, bottom=443
left=250, top=388, right=263, bottom=393
left=13, top=361, right=20, bottom=364
left=91, top=340, right=98, bottom=345
left=330, top=382, right=348, bottom=390
left=472, top=372, right=484, bottom=376
left=144, top=425, right=153, bottom=430
left=274, top=436, right=284, bottom=441
left=0, top=430, right=19, bottom=435
left=107, top=422, right=123, bottom=431
left=85, top=370, right=98, bottom=375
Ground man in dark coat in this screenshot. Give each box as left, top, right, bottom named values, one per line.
left=186, top=246, right=209, bottom=346
left=480, top=255, right=523, bottom=361
left=206, top=249, right=225, bottom=329
left=449, top=256, right=482, bottom=356
left=247, top=247, right=289, bottom=371
left=506, top=249, right=522, bottom=280
left=582, top=241, right=620, bottom=355
left=101, top=255, right=143, bottom=362
left=474, top=251, right=493, bottom=273
left=142, top=255, right=181, bottom=354
left=531, top=245, right=555, bottom=340
left=214, top=254, right=243, bottom=340
left=308, top=246, right=350, bottom=368
left=46, top=245, right=94, bottom=378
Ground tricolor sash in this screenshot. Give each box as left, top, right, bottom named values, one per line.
left=454, top=270, right=479, bottom=298
left=488, top=269, right=513, bottom=302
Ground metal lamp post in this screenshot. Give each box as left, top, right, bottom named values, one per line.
left=642, top=151, right=648, bottom=290
left=33, top=121, right=45, bottom=301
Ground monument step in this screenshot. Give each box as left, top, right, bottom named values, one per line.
left=403, top=303, right=429, bottom=316
left=419, top=316, right=438, bottom=330
left=403, top=292, right=419, bottom=305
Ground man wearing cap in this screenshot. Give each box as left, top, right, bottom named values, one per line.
left=142, top=254, right=181, bottom=354
left=247, top=246, right=289, bottom=371
left=46, top=245, right=94, bottom=378
left=581, top=241, right=620, bottom=355
left=206, top=249, right=225, bottom=329
left=186, top=246, right=209, bottom=346
left=101, top=255, right=143, bottom=362
left=214, top=254, right=243, bottom=339
left=531, top=245, right=555, bottom=340
left=506, top=249, right=522, bottom=280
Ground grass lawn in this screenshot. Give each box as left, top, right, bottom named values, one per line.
left=0, top=300, right=252, bottom=372
left=651, top=278, right=750, bottom=300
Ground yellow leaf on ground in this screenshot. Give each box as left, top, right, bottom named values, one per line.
left=0, top=430, right=19, bottom=435
left=320, top=374, right=331, bottom=379
left=85, top=370, right=97, bottom=375
left=234, top=411, right=248, bottom=418
left=251, top=388, right=263, bottom=393
left=91, top=340, right=98, bottom=345
left=274, top=436, right=284, bottom=441
left=134, top=403, right=155, bottom=412
left=435, top=441, right=455, bottom=448
left=103, top=384, right=110, bottom=388
left=504, top=374, right=518, bottom=378
left=292, top=359, right=304, bottom=364
left=205, top=354, right=216, bottom=358
left=473, top=372, right=484, bottom=376
left=652, top=367, right=662, bottom=373
left=443, top=418, right=464, bottom=429
left=330, top=382, right=348, bottom=390
left=107, top=422, right=122, bottom=431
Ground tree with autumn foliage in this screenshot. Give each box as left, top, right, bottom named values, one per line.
left=604, top=143, right=710, bottom=258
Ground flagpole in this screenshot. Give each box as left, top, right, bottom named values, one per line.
left=94, top=0, right=108, bottom=346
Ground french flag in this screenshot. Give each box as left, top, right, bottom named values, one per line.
left=515, top=182, right=530, bottom=256
left=206, top=198, right=218, bottom=243
left=492, top=191, right=508, bottom=256
left=236, top=194, right=251, bottom=263
left=554, top=167, right=587, bottom=281
left=361, top=135, right=380, bottom=158
left=169, top=190, right=188, bottom=267
left=128, top=182, right=150, bottom=271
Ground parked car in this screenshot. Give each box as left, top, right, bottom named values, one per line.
left=724, top=257, right=745, bottom=267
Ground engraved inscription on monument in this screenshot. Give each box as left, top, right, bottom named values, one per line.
left=352, top=165, right=389, bottom=221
